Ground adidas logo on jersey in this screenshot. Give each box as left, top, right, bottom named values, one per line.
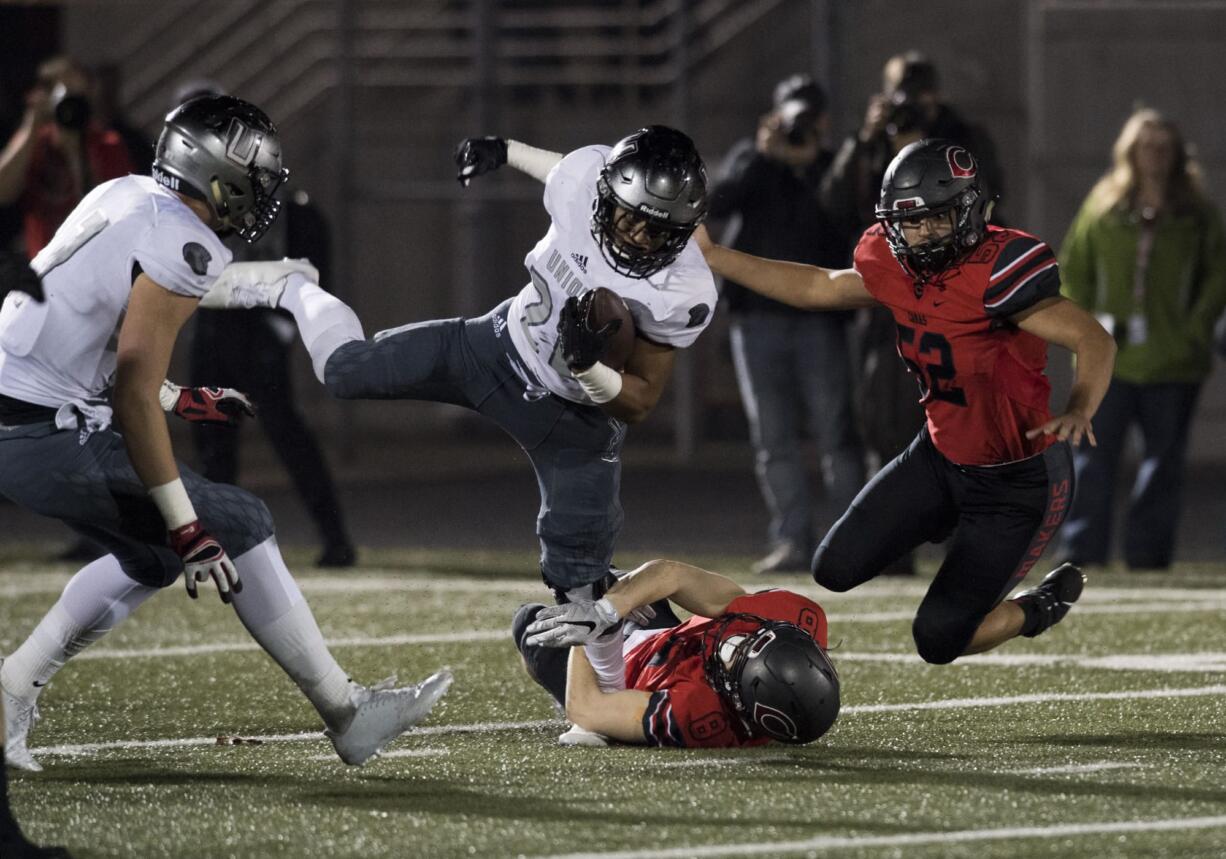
left=570, top=253, right=588, bottom=274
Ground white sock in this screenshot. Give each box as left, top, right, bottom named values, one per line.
left=230, top=538, right=355, bottom=731
left=1, top=555, right=157, bottom=702
left=280, top=276, right=364, bottom=383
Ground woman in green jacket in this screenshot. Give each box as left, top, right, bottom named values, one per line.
left=1057, top=108, right=1226, bottom=569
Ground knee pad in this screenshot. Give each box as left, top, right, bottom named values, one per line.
left=115, top=544, right=182, bottom=589
left=811, top=544, right=858, bottom=592
left=198, top=485, right=275, bottom=557
left=511, top=603, right=547, bottom=652
left=911, top=614, right=972, bottom=665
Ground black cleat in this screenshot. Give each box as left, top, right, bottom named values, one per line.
left=1015, top=562, right=1085, bottom=638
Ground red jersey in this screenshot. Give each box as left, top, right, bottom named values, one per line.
left=20, top=123, right=135, bottom=258
left=624, top=590, right=828, bottom=748
left=853, top=224, right=1062, bottom=465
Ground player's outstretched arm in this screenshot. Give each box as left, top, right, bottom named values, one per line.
left=115, top=275, right=240, bottom=602
left=454, top=137, right=562, bottom=185
left=694, top=225, right=876, bottom=311
left=564, top=647, right=650, bottom=743
left=604, top=559, right=747, bottom=620
left=1015, top=296, right=1117, bottom=447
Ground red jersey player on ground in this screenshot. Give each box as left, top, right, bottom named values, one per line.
left=512, top=559, right=840, bottom=748
left=696, top=139, right=1117, bottom=665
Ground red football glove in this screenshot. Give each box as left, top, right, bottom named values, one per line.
left=172, top=386, right=255, bottom=427
left=169, top=520, right=241, bottom=604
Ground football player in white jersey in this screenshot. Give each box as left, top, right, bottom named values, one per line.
left=0, top=96, right=451, bottom=779
left=201, top=126, right=716, bottom=732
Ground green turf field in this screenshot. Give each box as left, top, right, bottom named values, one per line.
left=5, top=548, right=1226, bottom=858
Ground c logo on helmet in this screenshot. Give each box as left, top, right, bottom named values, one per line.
left=946, top=147, right=977, bottom=179
left=753, top=702, right=798, bottom=740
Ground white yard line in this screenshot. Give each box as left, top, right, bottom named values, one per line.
left=307, top=746, right=449, bottom=761
left=28, top=685, right=1226, bottom=760
left=1004, top=761, right=1146, bottom=775
left=537, top=815, right=1226, bottom=859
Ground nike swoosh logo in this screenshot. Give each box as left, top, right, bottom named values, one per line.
left=32, top=680, right=48, bottom=687
left=932, top=300, right=946, bottom=307
left=564, top=621, right=597, bottom=631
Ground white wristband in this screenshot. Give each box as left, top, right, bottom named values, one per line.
left=149, top=478, right=197, bottom=530
left=159, top=380, right=181, bottom=412
left=572, top=361, right=623, bottom=404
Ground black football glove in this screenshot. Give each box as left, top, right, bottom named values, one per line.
left=454, top=136, right=508, bottom=187
left=557, top=292, right=622, bottom=371
left=0, top=251, right=44, bottom=303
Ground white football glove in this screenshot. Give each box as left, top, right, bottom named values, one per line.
left=525, top=597, right=621, bottom=648
left=607, top=567, right=657, bottom=627
left=199, top=258, right=319, bottom=310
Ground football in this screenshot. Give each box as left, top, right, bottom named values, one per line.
left=585, top=286, right=636, bottom=371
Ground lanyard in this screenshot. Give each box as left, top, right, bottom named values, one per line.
left=1132, top=207, right=1158, bottom=310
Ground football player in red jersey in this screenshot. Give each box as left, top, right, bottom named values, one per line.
left=512, top=559, right=840, bottom=748
left=695, top=139, right=1117, bottom=666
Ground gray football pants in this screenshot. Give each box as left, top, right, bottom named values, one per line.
left=322, top=299, right=627, bottom=591
left=0, top=420, right=274, bottom=587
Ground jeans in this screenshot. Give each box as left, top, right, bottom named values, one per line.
left=730, top=312, right=866, bottom=552
left=1058, top=378, right=1201, bottom=568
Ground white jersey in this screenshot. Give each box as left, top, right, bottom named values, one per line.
left=0, top=175, right=230, bottom=407
left=506, top=145, right=717, bottom=404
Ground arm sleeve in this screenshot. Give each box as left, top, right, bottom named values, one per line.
left=132, top=219, right=228, bottom=298
left=506, top=139, right=564, bottom=183
left=1058, top=201, right=1097, bottom=311
left=982, top=235, right=1061, bottom=318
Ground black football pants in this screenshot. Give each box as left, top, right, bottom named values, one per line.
left=813, top=428, right=1074, bottom=664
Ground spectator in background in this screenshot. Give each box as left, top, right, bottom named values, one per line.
left=175, top=81, right=357, bottom=568
left=706, top=75, right=865, bottom=574
left=821, top=52, right=1004, bottom=575
left=1057, top=109, right=1226, bottom=570
left=0, top=56, right=135, bottom=259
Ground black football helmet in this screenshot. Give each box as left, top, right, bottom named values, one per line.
left=592, top=125, right=708, bottom=279
left=152, top=95, right=289, bottom=243
left=875, top=138, right=992, bottom=277
left=703, top=614, right=840, bottom=744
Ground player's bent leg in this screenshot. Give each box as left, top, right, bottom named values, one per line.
left=320, top=318, right=473, bottom=405
left=813, top=432, right=951, bottom=591
left=1, top=555, right=160, bottom=771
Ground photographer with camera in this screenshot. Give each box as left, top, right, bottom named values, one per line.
left=0, top=56, right=135, bottom=258
left=707, top=75, right=866, bottom=574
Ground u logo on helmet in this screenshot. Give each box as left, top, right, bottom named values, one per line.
left=946, top=147, right=977, bottom=179
left=752, top=702, right=798, bottom=741
left=224, top=117, right=261, bottom=167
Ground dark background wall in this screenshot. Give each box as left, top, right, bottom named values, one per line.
left=3, top=0, right=1223, bottom=463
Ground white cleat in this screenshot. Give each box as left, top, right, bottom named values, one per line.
left=198, top=258, right=318, bottom=310
left=326, top=669, right=453, bottom=766
left=557, top=724, right=609, bottom=747
left=2, top=664, right=43, bottom=772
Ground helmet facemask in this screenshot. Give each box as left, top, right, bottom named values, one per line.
left=878, top=186, right=988, bottom=278
left=592, top=177, right=698, bottom=278
left=702, top=613, right=840, bottom=744
left=211, top=162, right=290, bottom=243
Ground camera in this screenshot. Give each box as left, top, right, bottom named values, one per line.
left=885, top=90, right=923, bottom=137
left=777, top=99, right=819, bottom=146
left=50, top=82, right=92, bottom=131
